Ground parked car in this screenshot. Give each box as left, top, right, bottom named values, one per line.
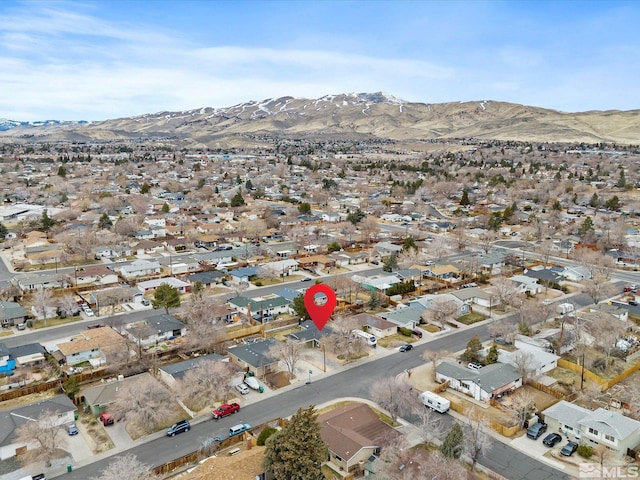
left=399, top=344, right=413, bottom=352
left=66, top=423, right=79, bottom=436
left=141, top=299, right=150, bottom=306
left=212, top=403, right=240, bottom=419
left=166, top=419, right=191, bottom=437
left=630, top=301, right=639, bottom=307
left=229, top=423, right=252, bottom=437
left=99, top=412, right=114, bottom=426
left=83, top=307, right=95, bottom=317
left=235, top=383, right=249, bottom=395
left=526, top=422, right=548, bottom=439
left=542, top=433, right=562, bottom=447
left=16, top=322, right=26, bottom=330
left=31, top=475, right=46, bottom=480
left=560, top=441, right=579, bottom=456
left=300, top=277, right=312, bottom=282
left=411, top=329, right=423, bottom=339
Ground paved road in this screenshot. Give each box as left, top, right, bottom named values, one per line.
left=54, top=299, right=591, bottom=480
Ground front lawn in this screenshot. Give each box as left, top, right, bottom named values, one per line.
left=377, top=333, right=414, bottom=348
left=457, top=312, right=487, bottom=325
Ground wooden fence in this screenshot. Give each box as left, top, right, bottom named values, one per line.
left=557, top=357, right=640, bottom=390
left=0, top=380, right=61, bottom=402
left=525, top=379, right=567, bottom=400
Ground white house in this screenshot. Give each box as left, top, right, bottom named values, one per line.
left=435, top=361, right=522, bottom=402
left=510, top=274, right=543, bottom=295
left=137, top=277, right=191, bottom=294
left=497, top=340, right=558, bottom=376
left=562, top=265, right=592, bottom=282
left=119, top=259, right=161, bottom=279
left=543, top=401, right=640, bottom=456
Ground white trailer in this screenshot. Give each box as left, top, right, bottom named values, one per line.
left=420, top=391, right=450, bottom=413
left=351, top=329, right=377, bottom=347
left=556, top=303, right=575, bottom=316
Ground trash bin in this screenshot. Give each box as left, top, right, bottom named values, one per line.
left=74, top=413, right=78, bottom=421
left=248, top=371, right=255, bottom=377
left=67, top=464, right=73, bottom=473
left=258, top=386, right=264, bottom=393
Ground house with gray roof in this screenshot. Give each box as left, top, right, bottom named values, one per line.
left=227, top=338, right=280, bottom=378
left=122, top=313, right=186, bottom=347
left=186, top=270, right=227, bottom=287
left=435, top=361, right=522, bottom=402
left=83, top=372, right=154, bottom=416
left=0, top=301, right=27, bottom=327
left=0, top=394, right=75, bottom=460
left=377, top=304, right=424, bottom=330
left=158, top=353, right=225, bottom=390
left=543, top=400, right=640, bottom=455
left=284, top=320, right=325, bottom=346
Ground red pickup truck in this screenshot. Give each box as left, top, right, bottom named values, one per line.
left=212, top=403, right=240, bottom=419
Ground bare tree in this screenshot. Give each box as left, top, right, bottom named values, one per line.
left=268, top=340, right=311, bottom=380
left=179, top=295, right=227, bottom=353
left=324, top=315, right=367, bottom=360
left=370, top=376, right=414, bottom=423
left=512, top=350, right=536, bottom=381
left=112, top=375, right=176, bottom=433
left=490, top=276, right=518, bottom=310
left=590, top=315, right=626, bottom=369
left=583, top=275, right=617, bottom=305
left=179, top=359, right=235, bottom=411
left=516, top=301, right=539, bottom=335
left=422, top=349, right=449, bottom=381
left=488, top=318, right=514, bottom=343
left=422, top=298, right=458, bottom=330
left=478, top=231, right=497, bottom=254
left=91, top=453, right=158, bottom=480
left=506, top=389, right=536, bottom=429
left=463, top=409, right=491, bottom=471
left=413, top=402, right=444, bottom=446
left=57, top=294, right=79, bottom=317
left=32, top=287, right=53, bottom=326
left=15, top=409, right=67, bottom=467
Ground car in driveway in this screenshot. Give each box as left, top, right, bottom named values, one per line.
left=560, top=441, right=578, bottom=456
left=399, top=344, right=413, bottom=352
left=66, top=423, right=79, bottom=436
left=542, top=432, right=562, bottom=447
left=235, top=383, right=249, bottom=395
left=99, top=412, right=114, bottom=426
left=212, top=403, right=240, bottom=419
left=166, top=419, right=191, bottom=436
left=526, top=422, right=548, bottom=439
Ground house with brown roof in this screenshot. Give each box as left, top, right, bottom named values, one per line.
left=318, top=402, right=400, bottom=477
left=74, top=264, right=119, bottom=287
left=56, top=326, right=126, bottom=366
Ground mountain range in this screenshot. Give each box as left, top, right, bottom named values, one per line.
left=1, top=93, right=639, bottom=148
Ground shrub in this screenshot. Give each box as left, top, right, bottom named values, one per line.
left=577, top=444, right=592, bottom=458
left=257, top=426, right=277, bottom=446
left=398, top=327, right=413, bottom=337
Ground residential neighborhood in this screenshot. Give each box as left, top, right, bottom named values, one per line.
left=0, top=137, right=638, bottom=480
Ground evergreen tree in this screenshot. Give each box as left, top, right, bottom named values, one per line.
left=98, top=213, right=113, bottom=230
left=292, top=295, right=309, bottom=319
left=263, top=405, right=327, bottom=480
left=245, top=179, right=253, bottom=190
left=402, top=236, right=417, bottom=252
left=230, top=189, right=245, bottom=207
left=486, top=345, right=499, bottom=364
left=327, top=241, right=341, bottom=253
left=578, top=216, right=595, bottom=238
left=440, top=423, right=464, bottom=459
left=140, top=183, right=151, bottom=194
left=0, top=222, right=7, bottom=240
left=589, top=192, right=599, bottom=208
left=382, top=254, right=398, bottom=272
left=298, top=202, right=311, bottom=215
left=162, top=202, right=170, bottom=213
left=57, top=165, right=67, bottom=177
left=617, top=170, right=626, bottom=188
left=460, top=189, right=470, bottom=206
left=39, top=209, right=56, bottom=232
left=151, top=284, right=181, bottom=314
left=463, top=334, right=483, bottom=362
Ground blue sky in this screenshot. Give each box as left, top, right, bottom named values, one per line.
left=1, top=0, right=639, bottom=121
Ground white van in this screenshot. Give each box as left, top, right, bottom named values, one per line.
left=420, top=391, right=450, bottom=413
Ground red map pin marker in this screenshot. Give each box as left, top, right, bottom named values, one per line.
left=304, top=283, right=337, bottom=331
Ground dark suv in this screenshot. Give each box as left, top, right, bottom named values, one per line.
left=166, top=420, right=191, bottom=437
left=542, top=432, right=562, bottom=447
left=527, top=422, right=548, bottom=440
